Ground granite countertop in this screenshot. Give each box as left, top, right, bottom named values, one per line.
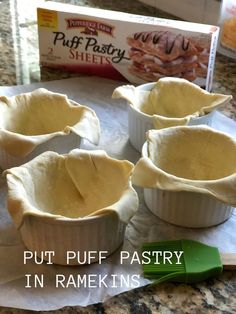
left=0, top=0, right=236, bottom=313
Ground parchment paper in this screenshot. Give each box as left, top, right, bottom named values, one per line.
left=0, top=77, right=235, bottom=311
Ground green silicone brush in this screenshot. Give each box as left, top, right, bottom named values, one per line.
left=142, top=239, right=236, bottom=284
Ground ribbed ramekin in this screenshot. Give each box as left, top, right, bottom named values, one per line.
left=143, top=188, right=234, bottom=228
left=128, top=104, right=153, bottom=152
left=138, top=133, right=235, bottom=228
left=0, top=91, right=100, bottom=170
left=5, top=149, right=138, bottom=265
left=128, top=83, right=217, bottom=153
left=20, top=213, right=126, bottom=265
left=128, top=83, right=154, bottom=152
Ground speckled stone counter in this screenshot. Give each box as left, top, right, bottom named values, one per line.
left=0, top=0, right=236, bottom=313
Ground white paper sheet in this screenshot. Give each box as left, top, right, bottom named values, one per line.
left=0, top=77, right=235, bottom=311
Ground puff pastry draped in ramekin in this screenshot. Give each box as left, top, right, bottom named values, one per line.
left=0, top=88, right=100, bottom=157
left=132, top=125, right=236, bottom=206
left=5, top=149, right=139, bottom=228
left=112, top=77, right=232, bottom=129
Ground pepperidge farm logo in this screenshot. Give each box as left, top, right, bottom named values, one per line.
left=51, top=17, right=128, bottom=64
left=65, top=18, right=114, bottom=36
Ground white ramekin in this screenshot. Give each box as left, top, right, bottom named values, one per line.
left=128, top=105, right=153, bottom=153
left=141, top=141, right=235, bottom=228
left=128, top=83, right=154, bottom=152
left=143, top=188, right=234, bottom=228
left=20, top=213, right=126, bottom=265
left=128, top=82, right=216, bottom=153
left=5, top=149, right=138, bottom=265
left=0, top=95, right=100, bottom=171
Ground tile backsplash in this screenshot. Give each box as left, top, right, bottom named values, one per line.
left=138, top=0, right=221, bottom=24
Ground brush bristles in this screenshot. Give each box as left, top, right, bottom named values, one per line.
left=142, top=240, right=223, bottom=284
left=142, top=240, right=186, bottom=278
